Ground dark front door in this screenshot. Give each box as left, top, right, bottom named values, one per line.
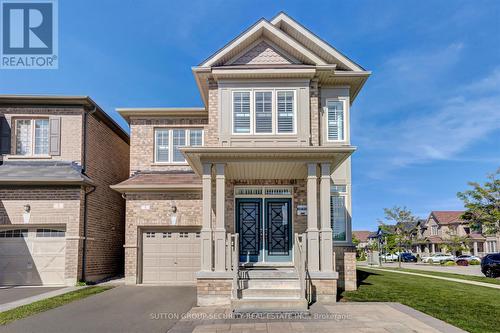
left=236, top=198, right=292, bottom=263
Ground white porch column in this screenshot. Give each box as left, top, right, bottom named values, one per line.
left=431, top=243, right=435, bottom=254
left=200, top=163, right=213, bottom=271
left=473, top=241, right=478, bottom=256
left=306, top=163, right=320, bottom=272
left=319, top=163, right=333, bottom=272
left=214, top=163, right=227, bottom=272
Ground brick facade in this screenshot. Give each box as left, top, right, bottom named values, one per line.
left=205, top=79, right=219, bottom=146
left=334, top=245, right=357, bottom=291
left=197, top=278, right=232, bottom=306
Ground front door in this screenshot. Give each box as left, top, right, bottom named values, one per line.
left=236, top=198, right=292, bottom=263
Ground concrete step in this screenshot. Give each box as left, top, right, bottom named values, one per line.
left=238, top=268, right=298, bottom=280
left=232, top=298, right=308, bottom=313
left=239, top=279, right=301, bottom=289
left=240, top=287, right=302, bottom=299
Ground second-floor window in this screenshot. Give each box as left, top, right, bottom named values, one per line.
left=154, top=128, right=203, bottom=164
left=15, top=118, right=49, bottom=155
left=326, top=99, right=345, bottom=141
left=232, top=90, right=296, bottom=135
left=431, top=225, right=438, bottom=236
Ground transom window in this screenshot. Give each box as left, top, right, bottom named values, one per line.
left=232, top=90, right=296, bottom=135
left=15, top=118, right=49, bottom=155
left=326, top=99, right=345, bottom=141
left=154, top=128, right=203, bottom=163
left=36, top=229, right=65, bottom=237
left=0, top=229, right=28, bottom=238
left=331, top=184, right=348, bottom=242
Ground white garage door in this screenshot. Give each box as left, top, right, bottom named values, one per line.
left=142, top=231, right=201, bottom=285
left=0, top=228, right=66, bottom=286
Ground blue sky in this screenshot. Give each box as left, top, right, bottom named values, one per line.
left=1, top=0, right=499, bottom=231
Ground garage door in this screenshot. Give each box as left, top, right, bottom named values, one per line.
left=142, top=231, right=200, bottom=284
left=0, top=228, right=66, bottom=286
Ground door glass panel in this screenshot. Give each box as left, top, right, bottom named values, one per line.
left=238, top=200, right=261, bottom=262
left=266, top=200, right=291, bottom=257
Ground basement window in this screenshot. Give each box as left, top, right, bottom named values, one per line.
left=36, top=229, right=65, bottom=237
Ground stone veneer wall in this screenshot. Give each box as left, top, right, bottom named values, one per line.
left=334, top=245, right=357, bottom=291
left=205, top=79, right=219, bottom=146
left=124, top=192, right=202, bottom=284
left=0, top=186, right=83, bottom=284
left=309, top=79, right=320, bottom=146
left=197, top=278, right=233, bottom=306
left=83, top=113, right=130, bottom=282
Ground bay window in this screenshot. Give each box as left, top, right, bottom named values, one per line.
left=331, top=185, right=347, bottom=242
left=232, top=89, right=296, bottom=135
left=15, top=118, right=49, bottom=155
left=154, top=128, right=203, bottom=163
left=327, top=99, right=345, bottom=141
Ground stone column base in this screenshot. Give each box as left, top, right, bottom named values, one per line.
left=309, top=272, right=338, bottom=304
left=196, top=272, right=233, bottom=306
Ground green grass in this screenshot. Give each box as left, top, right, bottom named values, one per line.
left=0, top=286, right=112, bottom=326
left=341, top=268, right=500, bottom=333
left=378, top=267, right=500, bottom=285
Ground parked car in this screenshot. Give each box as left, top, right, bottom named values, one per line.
left=455, top=255, right=481, bottom=266
left=380, top=253, right=399, bottom=261
left=421, top=253, right=455, bottom=263
left=399, top=253, right=417, bottom=262
left=481, top=253, right=500, bottom=278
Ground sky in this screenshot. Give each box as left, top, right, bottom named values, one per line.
left=1, top=0, right=499, bottom=231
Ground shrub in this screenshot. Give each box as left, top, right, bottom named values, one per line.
left=469, top=259, right=480, bottom=265
left=442, top=260, right=456, bottom=266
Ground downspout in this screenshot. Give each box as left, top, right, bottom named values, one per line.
left=81, top=105, right=96, bottom=282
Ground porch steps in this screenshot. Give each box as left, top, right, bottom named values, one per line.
left=232, top=267, right=308, bottom=313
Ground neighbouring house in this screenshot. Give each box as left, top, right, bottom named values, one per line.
left=0, top=96, right=130, bottom=286
left=353, top=230, right=372, bottom=252
left=111, top=12, right=369, bottom=310
left=413, top=211, right=498, bottom=256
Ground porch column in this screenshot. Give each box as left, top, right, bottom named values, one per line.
left=431, top=243, right=435, bottom=254
left=214, top=163, right=227, bottom=272
left=306, top=163, right=320, bottom=272
left=200, top=163, right=213, bottom=271
left=473, top=241, right=478, bottom=256
left=319, top=163, right=333, bottom=272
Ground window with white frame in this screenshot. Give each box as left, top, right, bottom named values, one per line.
left=326, top=100, right=345, bottom=141
left=232, top=90, right=296, bottom=135
left=233, top=91, right=251, bottom=133
left=331, top=185, right=348, bottom=241
left=15, top=118, right=49, bottom=155
left=154, top=128, right=203, bottom=163
left=431, top=225, right=438, bottom=236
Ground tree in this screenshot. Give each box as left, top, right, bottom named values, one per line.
left=379, top=206, right=419, bottom=267
left=444, top=229, right=469, bottom=256
left=457, top=168, right=500, bottom=235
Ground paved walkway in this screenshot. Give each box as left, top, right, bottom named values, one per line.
left=0, top=287, right=62, bottom=306
left=167, top=303, right=466, bottom=333
left=0, top=286, right=80, bottom=312
left=362, top=266, right=500, bottom=289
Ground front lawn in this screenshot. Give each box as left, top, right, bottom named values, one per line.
left=379, top=267, right=500, bottom=285
left=0, top=286, right=112, bottom=326
left=341, top=268, right=499, bottom=333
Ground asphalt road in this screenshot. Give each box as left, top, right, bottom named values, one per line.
left=0, top=285, right=196, bottom=333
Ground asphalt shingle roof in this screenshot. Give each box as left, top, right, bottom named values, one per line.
left=0, top=161, right=92, bottom=184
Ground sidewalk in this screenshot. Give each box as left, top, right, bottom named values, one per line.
left=362, top=266, right=500, bottom=289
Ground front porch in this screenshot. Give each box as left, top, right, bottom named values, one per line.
left=181, top=147, right=356, bottom=309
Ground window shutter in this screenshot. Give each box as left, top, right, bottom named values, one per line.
left=0, top=116, right=11, bottom=154
left=255, top=92, right=272, bottom=133
left=49, top=117, right=61, bottom=155
left=327, top=101, right=344, bottom=141
left=277, top=91, right=294, bottom=133
left=233, top=92, right=250, bottom=133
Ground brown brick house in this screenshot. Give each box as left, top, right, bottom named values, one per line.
left=112, top=12, right=369, bottom=310
left=0, top=96, right=129, bottom=286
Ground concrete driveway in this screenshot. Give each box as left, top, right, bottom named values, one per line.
left=0, top=286, right=196, bottom=333
left=0, top=287, right=62, bottom=305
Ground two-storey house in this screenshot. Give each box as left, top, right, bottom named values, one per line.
left=413, top=211, right=498, bottom=256
left=112, top=13, right=370, bottom=310
left=0, top=96, right=129, bottom=286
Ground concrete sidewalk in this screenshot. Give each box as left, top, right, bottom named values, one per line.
left=0, top=286, right=82, bottom=312
left=167, top=302, right=466, bottom=333
left=362, top=266, right=500, bottom=289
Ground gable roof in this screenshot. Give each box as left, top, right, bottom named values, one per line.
left=430, top=211, right=465, bottom=225
left=353, top=231, right=372, bottom=242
